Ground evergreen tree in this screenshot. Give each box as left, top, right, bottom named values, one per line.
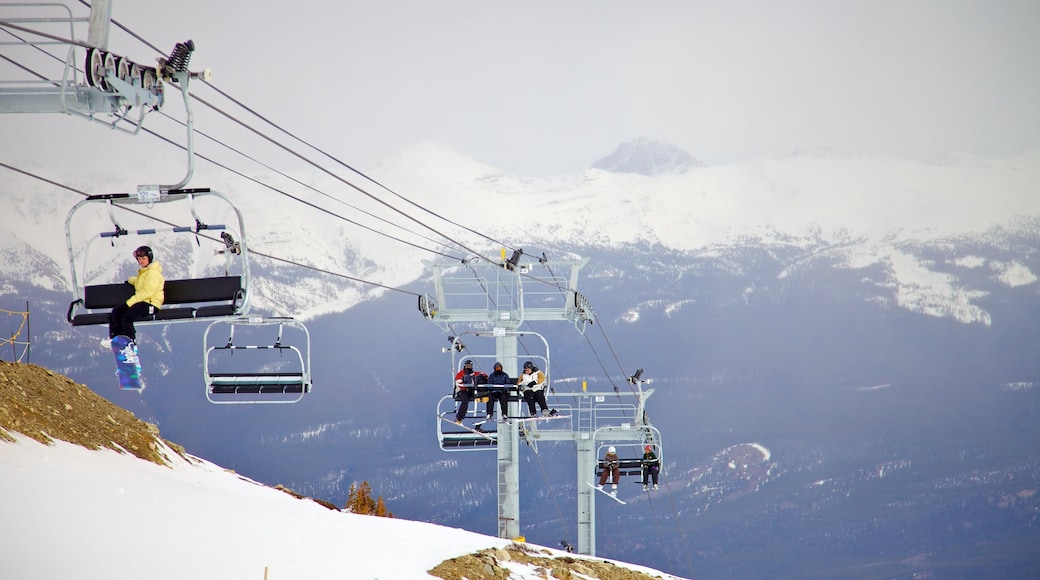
left=345, top=481, right=393, bottom=518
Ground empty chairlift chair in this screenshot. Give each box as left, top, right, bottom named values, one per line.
left=203, top=317, right=312, bottom=404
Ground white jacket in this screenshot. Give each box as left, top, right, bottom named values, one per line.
left=517, top=369, right=546, bottom=392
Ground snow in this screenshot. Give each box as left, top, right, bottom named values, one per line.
left=992, top=260, right=1038, bottom=288
left=748, top=443, right=771, bottom=462
left=0, top=434, right=681, bottom=580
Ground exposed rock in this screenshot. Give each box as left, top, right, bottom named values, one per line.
left=591, top=138, right=701, bottom=176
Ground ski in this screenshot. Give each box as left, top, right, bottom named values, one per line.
left=586, top=481, right=626, bottom=504
left=511, top=414, right=570, bottom=423
left=438, top=416, right=495, bottom=441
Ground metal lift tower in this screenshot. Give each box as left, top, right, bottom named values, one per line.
left=422, top=253, right=662, bottom=556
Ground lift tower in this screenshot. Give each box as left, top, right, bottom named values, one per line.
left=423, top=253, right=661, bottom=556
left=421, top=253, right=594, bottom=541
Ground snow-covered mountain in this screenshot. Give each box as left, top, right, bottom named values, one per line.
left=4, top=141, right=1038, bottom=325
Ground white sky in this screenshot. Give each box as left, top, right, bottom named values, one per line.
left=2, top=0, right=1039, bottom=176
left=0, top=434, right=683, bottom=580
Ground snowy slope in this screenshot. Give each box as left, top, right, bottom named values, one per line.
left=0, top=433, right=682, bottom=580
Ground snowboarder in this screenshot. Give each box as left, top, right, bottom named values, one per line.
left=598, top=446, right=620, bottom=493
left=101, top=246, right=164, bottom=348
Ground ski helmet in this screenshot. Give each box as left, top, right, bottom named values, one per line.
left=133, top=245, right=153, bottom=262
left=523, top=361, right=534, bottom=370
left=608, top=446, right=616, bottom=454
left=463, top=359, right=473, bottom=370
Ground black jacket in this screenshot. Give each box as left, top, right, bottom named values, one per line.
left=488, top=370, right=511, bottom=388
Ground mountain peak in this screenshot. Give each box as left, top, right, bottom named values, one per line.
left=591, top=138, right=701, bottom=176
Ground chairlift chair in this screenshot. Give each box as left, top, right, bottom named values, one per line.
left=64, top=187, right=251, bottom=327
left=203, top=317, right=311, bottom=404
left=594, top=440, right=663, bottom=482
left=436, top=394, right=498, bottom=451
left=434, top=331, right=552, bottom=452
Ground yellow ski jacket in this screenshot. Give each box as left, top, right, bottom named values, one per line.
left=126, top=261, right=165, bottom=308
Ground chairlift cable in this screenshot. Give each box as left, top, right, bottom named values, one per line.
left=199, top=78, right=519, bottom=254
left=155, top=111, right=462, bottom=257
left=187, top=91, right=500, bottom=265
left=143, top=115, right=463, bottom=261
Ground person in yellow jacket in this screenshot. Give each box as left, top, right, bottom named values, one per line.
left=103, top=245, right=165, bottom=346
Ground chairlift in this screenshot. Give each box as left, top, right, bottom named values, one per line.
left=64, top=187, right=251, bottom=327
left=594, top=440, right=663, bottom=482
left=436, top=352, right=499, bottom=452
left=203, top=317, right=311, bottom=404
left=434, top=331, right=553, bottom=452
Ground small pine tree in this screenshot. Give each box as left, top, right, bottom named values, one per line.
left=345, top=481, right=393, bottom=518
left=374, top=496, right=391, bottom=518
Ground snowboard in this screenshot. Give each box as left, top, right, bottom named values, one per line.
left=586, top=481, right=626, bottom=504
left=438, top=415, right=495, bottom=441
left=111, top=335, right=143, bottom=391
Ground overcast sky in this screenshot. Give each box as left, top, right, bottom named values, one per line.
left=2, top=0, right=1039, bottom=176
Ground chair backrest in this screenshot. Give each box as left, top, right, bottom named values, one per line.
left=83, top=283, right=134, bottom=309
left=163, top=276, right=242, bottom=304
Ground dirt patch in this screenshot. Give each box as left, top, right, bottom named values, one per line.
left=0, top=360, right=176, bottom=465
left=428, top=542, right=672, bottom=580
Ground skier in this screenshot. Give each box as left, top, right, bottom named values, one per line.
left=452, top=360, right=487, bottom=423
left=484, top=361, right=511, bottom=423
left=517, top=360, right=555, bottom=417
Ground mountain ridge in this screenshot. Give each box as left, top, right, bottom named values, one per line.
left=2, top=143, right=1038, bottom=326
